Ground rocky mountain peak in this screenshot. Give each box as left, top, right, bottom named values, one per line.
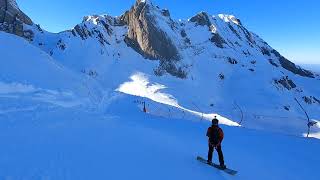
left=136, top=0, right=153, bottom=5
left=189, top=11, right=211, bottom=27
left=0, top=0, right=33, bottom=37
left=122, top=0, right=180, bottom=61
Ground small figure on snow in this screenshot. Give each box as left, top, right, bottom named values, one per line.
left=206, top=116, right=226, bottom=169
left=143, top=101, right=147, bottom=113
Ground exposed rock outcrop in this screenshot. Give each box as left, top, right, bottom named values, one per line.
left=120, top=0, right=186, bottom=78
left=303, top=96, right=320, bottom=105
left=210, top=33, right=226, bottom=48
left=269, top=59, right=279, bottom=67
left=0, top=0, right=33, bottom=37
left=275, top=76, right=297, bottom=90
left=121, top=0, right=180, bottom=61
left=271, top=49, right=314, bottom=78
left=161, top=9, right=170, bottom=17
left=190, top=12, right=211, bottom=27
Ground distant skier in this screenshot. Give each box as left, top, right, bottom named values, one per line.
left=206, top=116, right=226, bottom=169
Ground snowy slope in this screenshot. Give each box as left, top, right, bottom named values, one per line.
left=15, top=0, right=319, bottom=138
left=0, top=32, right=78, bottom=90
left=0, top=31, right=104, bottom=108
left=0, top=1, right=320, bottom=179
left=0, top=95, right=319, bottom=180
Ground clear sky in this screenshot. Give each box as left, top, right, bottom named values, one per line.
left=17, top=0, right=320, bottom=65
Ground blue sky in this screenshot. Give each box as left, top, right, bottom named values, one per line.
left=17, top=0, right=320, bottom=64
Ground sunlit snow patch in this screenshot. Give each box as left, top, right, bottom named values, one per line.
left=117, top=73, right=240, bottom=126
left=184, top=110, right=240, bottom=127
left=117, top=72, right=178, bottom=107
left=304, top=119, right=320, bottom=139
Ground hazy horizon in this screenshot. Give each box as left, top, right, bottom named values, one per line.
left=299, top=63, right=320, bottom=73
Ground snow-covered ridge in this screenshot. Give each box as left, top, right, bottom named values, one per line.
left=217, top=14, right=241, bottom=25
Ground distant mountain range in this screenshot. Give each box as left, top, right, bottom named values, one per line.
left=299, top=64, right=320, bottom=73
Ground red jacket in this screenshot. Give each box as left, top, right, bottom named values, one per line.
left=206, top=126, right=224, bottom=145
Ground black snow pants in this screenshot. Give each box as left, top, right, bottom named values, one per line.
left=207, top=144, right=225, bottom=166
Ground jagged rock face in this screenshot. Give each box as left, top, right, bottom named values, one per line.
left=210, top=33, right=226, bottom=48
left=190, top=12, right=211, bottom=27
left=303, top=96, right=320, bottom=105
left=121, top=0, right=180, bottom=61
left=161, top=9, right=170, bottom=17
left=0, top=0, right=33, bottom=37
left=275, top=76, right=297, bottom=90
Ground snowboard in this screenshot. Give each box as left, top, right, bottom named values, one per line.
left=196, top=156, right=237, bottom=175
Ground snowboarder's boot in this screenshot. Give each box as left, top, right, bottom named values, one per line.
left=220, top=164, right=227, bottom=170
left=207, top=160, right=213, bottom=165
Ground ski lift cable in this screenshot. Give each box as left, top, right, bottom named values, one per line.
left=294, top=98, right=311, bottom=137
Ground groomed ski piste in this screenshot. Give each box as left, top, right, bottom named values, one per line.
left=1, top=32, right=320, bottom=180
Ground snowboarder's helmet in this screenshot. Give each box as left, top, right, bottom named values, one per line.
left=212, top=117, right=219, bottom=125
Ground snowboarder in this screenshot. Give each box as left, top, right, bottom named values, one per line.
left=206, top=116, right=226, bottom=169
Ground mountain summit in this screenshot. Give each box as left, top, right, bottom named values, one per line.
left=122, top=0, right=180, bottom=61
